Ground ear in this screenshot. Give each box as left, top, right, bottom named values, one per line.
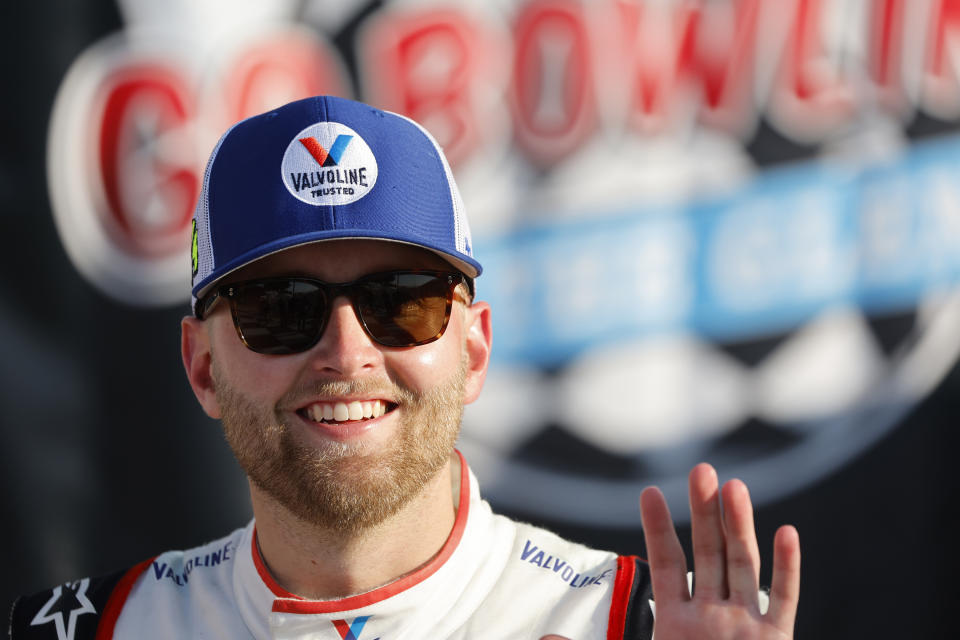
left=181, top=316, right=222, bottom=419
left=462, top=300, right=492, bottom=405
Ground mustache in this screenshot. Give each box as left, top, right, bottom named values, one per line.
left=280, top=376, right=417, bottom=409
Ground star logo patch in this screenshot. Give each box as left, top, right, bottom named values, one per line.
left=30, top=578, right=97, bottom=640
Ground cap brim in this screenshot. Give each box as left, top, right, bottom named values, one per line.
left=192, top=232, right=481, bottom=302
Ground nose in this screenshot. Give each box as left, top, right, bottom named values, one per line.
left=306, top=296, right=382, bottom=376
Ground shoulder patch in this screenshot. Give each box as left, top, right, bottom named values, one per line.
left=607, top=556, right=654, bottom=640
left=9, top=559, right=152, bottom=640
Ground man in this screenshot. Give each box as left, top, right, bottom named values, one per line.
left=11, top=96, right=799, bottom=639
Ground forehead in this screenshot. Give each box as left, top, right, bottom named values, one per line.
left=228, top=239, right=455, bottom=282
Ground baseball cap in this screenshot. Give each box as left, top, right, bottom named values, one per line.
left=190, top=95, right=480, bottom=316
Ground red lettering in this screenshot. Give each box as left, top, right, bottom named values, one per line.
left=511, top=0, right=598, bottom=166
left=930, top=0, right=960, bottom=76
left=767, top=0, right=858, bottom=142
left=870, top=0, right=906, bottom=99
left=613, top=0, right=699, bottom=135
left=98, top=64, right=198, bottom=258
left=361, top=9, right=498, bottom=166
left=684, top=0, right=760, bottom=133
left=613, top=0, right=759, bottom=136
left=924, top=0, right=960, bottom=118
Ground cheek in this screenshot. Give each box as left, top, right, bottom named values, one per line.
left=388, top=328, right=465, bottom=392
left=210, top=319, right=296, bottom=401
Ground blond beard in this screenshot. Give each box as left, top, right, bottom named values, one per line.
left=212, top=359, right=466, bottom=533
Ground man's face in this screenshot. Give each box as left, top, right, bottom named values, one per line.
left=185, top=240, right=490, bottom=532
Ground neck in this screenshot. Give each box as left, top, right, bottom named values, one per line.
left=250, top=453, right=461, bottom=600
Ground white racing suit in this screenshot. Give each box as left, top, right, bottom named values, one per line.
left=11, top=454, right=654, bottom=639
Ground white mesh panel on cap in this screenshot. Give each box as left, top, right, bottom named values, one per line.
left=395, top=113, right=473, bottom=258
left=192, top=122, right=241, bottom=299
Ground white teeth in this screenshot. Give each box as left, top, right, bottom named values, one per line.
left=348, top=401, right=363, bottom=420
left=305, top=400, right=390, bottom=423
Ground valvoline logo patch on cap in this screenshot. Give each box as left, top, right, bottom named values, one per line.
left=281, top=121, right=378, bottom=206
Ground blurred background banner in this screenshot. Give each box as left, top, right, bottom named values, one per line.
left=4, top=0, right=959, bottom=637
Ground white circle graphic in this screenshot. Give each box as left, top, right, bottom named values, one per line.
left=47, top=34, right=197, bottom=307
left=281, top=122, right=378, bottom=205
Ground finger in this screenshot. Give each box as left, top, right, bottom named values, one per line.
left=720, top=479, right=761, bottom=606
left=639, top=486, right=690, bottom=603
left=767, top=525, right=801, bottom=631
left=688, top=463, right=727, bottom=599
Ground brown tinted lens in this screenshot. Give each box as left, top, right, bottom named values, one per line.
left=230, top=279, right=327, bottom=354
left=356, top=273, right=453, bottom=346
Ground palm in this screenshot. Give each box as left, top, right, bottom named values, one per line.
left=651, top=600, right=793, bottom=639
left=639, top=464, right=800, bottom=639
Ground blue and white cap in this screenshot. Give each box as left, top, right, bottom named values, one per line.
left=191, top=95, right=479, bottom=314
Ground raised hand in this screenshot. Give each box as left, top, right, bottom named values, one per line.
left=638, top=463, right=800, bottom=639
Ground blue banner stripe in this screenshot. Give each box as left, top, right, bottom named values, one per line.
left=476, top=134, right=960, bottom=366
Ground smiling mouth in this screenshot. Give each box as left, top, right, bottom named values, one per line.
left=297, top=399, right=396, bottom=425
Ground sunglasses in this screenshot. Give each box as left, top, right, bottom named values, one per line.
left=197, top=270, right=469, bottom=355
